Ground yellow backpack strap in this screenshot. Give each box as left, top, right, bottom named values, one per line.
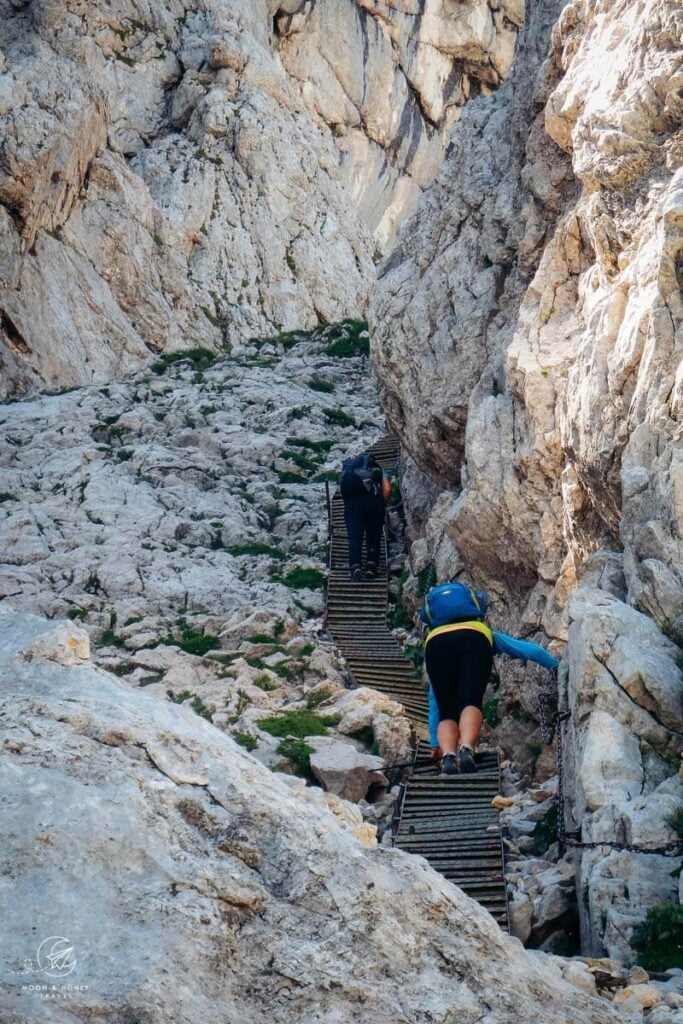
left=426, top=621, right=493, bottom=646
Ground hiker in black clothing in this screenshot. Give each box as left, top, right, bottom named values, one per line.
left=339, top=452, right=392, bottom=582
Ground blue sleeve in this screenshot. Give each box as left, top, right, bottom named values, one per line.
left=428, top=683, right=439, bottom=747
left=492, top=632, right=560, bottom=670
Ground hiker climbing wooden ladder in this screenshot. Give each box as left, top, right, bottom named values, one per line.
left=324, top=435, right=509, bottom=929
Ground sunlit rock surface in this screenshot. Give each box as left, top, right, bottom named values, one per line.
left=0, top=605, right=620, bottom=1024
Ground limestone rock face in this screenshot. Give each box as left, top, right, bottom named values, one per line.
left=0, top=607, right=621, bottom=1024
left=323, top=686, right=414, bottom=764
left=0, top=0, right=523, bottom=396
left=562, top=584, right=682, bottom=959
left=0, top=0, right=375, bottom=395
left=275, top=0, right=524, bottom=244
left=370, top=0, right=683, bottom=963
left=309, top=734, right=388, bottom=801
left=370, top=0, right=683, bottom=636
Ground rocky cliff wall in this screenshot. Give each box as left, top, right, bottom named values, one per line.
left=370, top=0, right=683, bottom=959
left=0, top=0, right=523, bottom=396
left=371, top=0, right=683, bottom=637
left=275, top=0, right=524, bottom=243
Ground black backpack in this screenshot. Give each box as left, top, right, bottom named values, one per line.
left=339, top=452, right=381, bottom=497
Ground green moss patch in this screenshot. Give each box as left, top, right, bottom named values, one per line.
left=253, top=673, right=278, bottom=692
left=151, top=348, right=217, bottom=375
left=324, top=319, right=369, bottom=358
left=272, top=567, right=325, bottom=590
left=257, top=708, right=339, bottom=739
left=531, top=803, right=558, bottom=855
left=232, top=731, right=258, bottom=752
left=322, top=407, right=355, bottom=428
left=276, top=738, right=314, bottom=779
left=483, top=697, right=501, bottom=728
left=632, top=903, right=683, bottom=971
left=169, top=689, right=213, bottom=720
left=308, top=376, right=335, bottom=394
left=286, top=436, right=334, bottom=453
left=225, top=541, right=286, bottom=560
left=161, top=619, right=220, bottom=656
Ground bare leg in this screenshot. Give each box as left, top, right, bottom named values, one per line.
left=459, top=706, right=483, bottom=749
left=437, top=718, right=459, bottom=755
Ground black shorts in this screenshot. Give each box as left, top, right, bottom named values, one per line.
left=425, top=628, right=493, bottom=721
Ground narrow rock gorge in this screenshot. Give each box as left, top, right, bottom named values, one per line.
left=0, top=0, right=522, bottom=395
left=1, top=0, right=682, bottom=1021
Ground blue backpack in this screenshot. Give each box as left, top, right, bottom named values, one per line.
left=339, top=452, right=381, bottom=497
left=421, top=582, right=489, bottom=627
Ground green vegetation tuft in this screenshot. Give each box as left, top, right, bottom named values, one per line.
left=66, top=607, right=87, bottom=621
left=308, top=375, right=335, bottom=394
left=161, top=619, right=220, bottom=656
left=632, top=903, right=683, bottom=971
left=276, top=737, right=314, bottom=779
left=139, top=671, right=164, bottom=686
left=275, top=468, right=308, bottom=485
left=274, top=567, right=325, bottom=590
left=416, top=563, right=437, bottom=600
left=110, top=662, right=136, bottom=677
left=257, top=708, right=340, bottom=739
left=531, top=802, right=558, bottom=855
left=323, top=407, right=355, bottom=428
left=285, top=449, right=320, bottom=470
left=526, top=741, right=543, bottom=760
left=662, top=618, right=683, bottom=648
left=324, top=319, right=369, bottom=358
left=244, top=632, right=278, bottom=644
left=312, top=469, right=338, bottom=482
left=169, top=689, right=194, bottom=704
left=232, top=731, right=258, bottom=752
left=225, top=541, right=286, bottom=560
left=483, top=697, right=501, bottom=728
left=305, top=687, right=333, bottom=710
left=285, top=437, right=334, bottom=453
left=252, top=328, right=314, bottom=351
left=253, top=672, right=278, bottom=692
left=0, top=492, right=16, bottom=503
left=151, top=348, right=217, bottom=375
left=100, top=628, right=125, bottom=648
left=169, top=690, right=213, bottom=720
left=270, top=661, right=295, bottom=679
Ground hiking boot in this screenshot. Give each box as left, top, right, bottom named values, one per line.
left=350, top=565, right=362, bottom=583
left=440, top=753, right=457, bottom=777
left=362, top=563, right=378, bottom=581
left=458, top=745, right=477, bottom=774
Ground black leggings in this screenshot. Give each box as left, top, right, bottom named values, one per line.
left=344, top=493, right=385, bottom=568
left=425, top=629, right=493, bottom=721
